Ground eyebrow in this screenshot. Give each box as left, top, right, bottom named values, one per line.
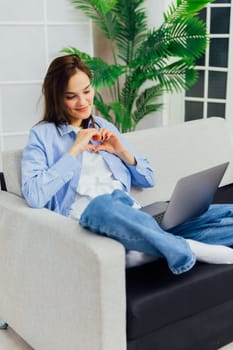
left=65, top=84, right=91, bottom=95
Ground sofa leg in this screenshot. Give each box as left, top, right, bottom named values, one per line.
left=0, top=320, right=8, bottom=330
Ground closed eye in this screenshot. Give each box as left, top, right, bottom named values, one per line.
left=65, top=95, right=76, bottom=100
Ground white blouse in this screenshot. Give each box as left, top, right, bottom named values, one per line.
left=69, top=126, right=139, bottom=221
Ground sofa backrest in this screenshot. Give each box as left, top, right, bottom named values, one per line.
left=126, top=117, right=233, bottom=205
left=1, top=117, right=233, bottom=206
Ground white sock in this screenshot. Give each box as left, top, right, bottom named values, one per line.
left=186, top=239, right=233, bottom=264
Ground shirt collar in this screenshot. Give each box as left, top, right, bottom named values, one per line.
left=57, top=115, right=96, bottom=136
left=57, top=124, right=75, bottom=136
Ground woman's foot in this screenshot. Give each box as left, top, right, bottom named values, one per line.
left=187, top=239, right=233, bottom=264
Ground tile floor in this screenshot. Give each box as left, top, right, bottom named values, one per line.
left=0, top=327, right=233, bottom=350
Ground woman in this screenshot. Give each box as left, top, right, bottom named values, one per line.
left=22, top=54, right=233, bottom=275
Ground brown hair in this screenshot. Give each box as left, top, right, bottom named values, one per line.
left=41, top=54, right=96, bottom=128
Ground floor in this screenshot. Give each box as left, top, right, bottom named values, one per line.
left=0, top=328, right=233, bottom=350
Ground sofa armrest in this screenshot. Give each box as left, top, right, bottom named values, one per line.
left=0, top=191, right=126, bottom=350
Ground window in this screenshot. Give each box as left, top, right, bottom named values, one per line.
left=184, top=0, right=232, bottom=122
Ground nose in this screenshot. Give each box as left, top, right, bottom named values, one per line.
left=76, top=94, right=86, bottom=106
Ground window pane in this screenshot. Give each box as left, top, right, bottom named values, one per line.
left=185, top=102, right=203, bottom=121
left=196, top=54, right=205, bottom=66
left=207, top=103, right=225, bottom=118
left=214, top=0, right=231, bottom=3
left=208, top=71, right=227, bottom=99
left=198, top=8, right=206, bottom=22
left=210, top=8, right=230, bottom=34
left=209, top=38, right=229, bottom=67
left=186, top=70, right=204, bottom=97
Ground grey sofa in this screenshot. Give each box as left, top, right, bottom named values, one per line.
left=1, top=117, right=233, bottom=350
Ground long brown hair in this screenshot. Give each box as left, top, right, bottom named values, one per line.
left=41, top=54, right=96, bottom=128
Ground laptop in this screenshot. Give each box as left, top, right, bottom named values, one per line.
left=140, top=162, right=229, bottom=230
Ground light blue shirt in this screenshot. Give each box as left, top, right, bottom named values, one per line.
left=22, top=116, right=155, bottom=216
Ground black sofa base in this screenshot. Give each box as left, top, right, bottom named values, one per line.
left=128, top=289, right=233, bottom=350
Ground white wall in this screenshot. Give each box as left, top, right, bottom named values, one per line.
left=136, top=0, right=172, bottom=130
left=0, top=0, right=93, bottom=164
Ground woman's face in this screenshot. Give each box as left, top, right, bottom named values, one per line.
left=64, top=70, right=94, bottom=126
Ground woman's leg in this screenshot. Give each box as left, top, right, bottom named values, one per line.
left=171, top=203, right=233, bottom=264
left=171, top=204, right=233, bottom=245
left=79, top=190, right=195, bottom=274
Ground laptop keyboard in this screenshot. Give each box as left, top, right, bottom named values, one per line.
left=153, top=212, right=165, bottom=225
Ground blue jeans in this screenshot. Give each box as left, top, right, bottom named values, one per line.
left=79, top=189, right=233, bottom=274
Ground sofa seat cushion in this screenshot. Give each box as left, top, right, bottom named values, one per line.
left=126, top=260, right=233, bottom=341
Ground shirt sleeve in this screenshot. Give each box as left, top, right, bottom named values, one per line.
left=125, top=154, right=155, bottom=188
left=21, top=128, right=79, bottom=208
left=96, top=117, right=155, bottom=188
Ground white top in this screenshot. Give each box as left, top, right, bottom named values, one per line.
left=69, top=126, right=140, bottom=221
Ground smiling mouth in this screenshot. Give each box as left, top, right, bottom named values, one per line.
left=77, top=106, right=89, bottom=112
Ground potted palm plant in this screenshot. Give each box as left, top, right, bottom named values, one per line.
left=62, top=0, right=214, bottom=132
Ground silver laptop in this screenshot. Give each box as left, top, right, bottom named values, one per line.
left=140, top=162, right=229, bottom=230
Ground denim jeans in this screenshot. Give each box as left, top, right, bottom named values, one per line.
left=79, top=189, right=233, bottom=274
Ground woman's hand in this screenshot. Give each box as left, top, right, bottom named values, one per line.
left=91, top=128, right=136, bottom=166
left=68, top=128, right=99, bottom=157
left=68, top=127, right=136, bottom=166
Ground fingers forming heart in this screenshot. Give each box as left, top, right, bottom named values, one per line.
left=92, top=133, right=101, bottom=142
left=88, top=140, right=109, bottom=152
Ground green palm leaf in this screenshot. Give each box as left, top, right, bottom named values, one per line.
left=133, top=103, right=163, bottom=125
left=88, top=59, right=125, bottom=90
left=134, top=15, right=207, bottom=68
left=167, top=16, right=208, bottom=59
left=165, top=0, right=215, bottom=20
left=94, top=94, right=112, bottom=122
left=133, top=27, right=172, bottom=67
left=155, top=59, right=198, bottom=93
left=71, top=0, right=117, bottom=15
left=176, top=0, right=215, bottom=14
left=71, top=0, right=119, bottom=41
left=113, top=0, right=148, bottom=65
left=135, top=85, right=164, bottom=111
left=133, top=85, right=164, bottom=124
left=109, top=101, right=132, bottom=132
left=120, top=71, right=142, bottom=112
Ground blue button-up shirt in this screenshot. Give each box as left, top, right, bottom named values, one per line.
left=22, top=116, right=155, bottom=216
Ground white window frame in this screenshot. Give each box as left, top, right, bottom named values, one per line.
left=226, top=1, right=233, bottom=130
left=166, top=1, right=233, bottom=127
